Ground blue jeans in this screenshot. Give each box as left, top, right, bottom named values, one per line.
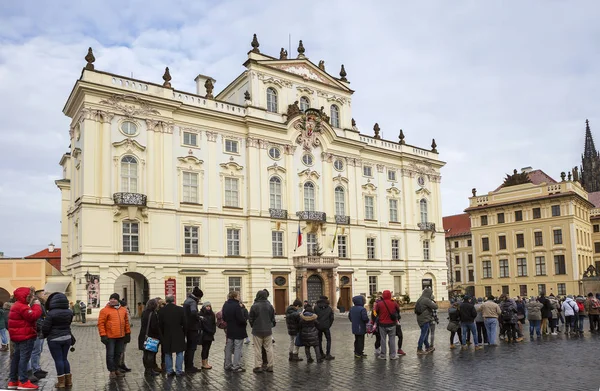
left=417, top=322, right=431, bottom=350
left=484, top=318, right=499, bottom=345
left=48, top=339, right=71, bottom=376
left=529, top=319, right=541, bottom=336
left=27, top=338, right=44, bottom=372
left=461, top=322, right=479, bottom=346
left=105, top=337, right=125, bottom=372
left=578, top=315, right=585, bottom=332
left=0, top=328, right=8, bottom=345
left=165, top=351, right=184, bottom=374
left=10, top=339, right=35, bottom=382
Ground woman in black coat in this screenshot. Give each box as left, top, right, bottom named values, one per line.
left=299, top=305, right=321, bottom=363
left=42, top=292, right=73, bottom=388
left=200, top=302, right=216, bottom=369
left=138, top=299, right=162, bottom=376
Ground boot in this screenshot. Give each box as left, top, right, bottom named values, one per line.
left=292, top=353, right=303, bottom=362
left=56, top=375, right=66, bottom=389
left=288, top=352, right=294, bottom=362
left=201, top=359, right=212, bottom=369
left=65, top=373, right=73, bottom=388
left=0, top=344, right=7, bottom=351
left=306, top=353, right=314, bottom=363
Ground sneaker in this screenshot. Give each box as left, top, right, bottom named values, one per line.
left=377, top=355, right=387, bottom=360
left=551, top=332, right=557, bottom=336
left=265, top=367, right=273, bottom=373
left=426, top=346, right=435, bottom=353
left=253, top=367, right=264, bottom=373
left=397, top=349, right=406, bottom=356
left=361, top=353, right=368, bottom=358
left=354, top=354, right=362, bottom=359
left=416, top=349, right=428, bottom=355
left=475, top=345, right=483, bottom=350
left=7, top=381, right=19, bottom=390
left=232, top=368, right=246, bottom=373
left=390, top=355, right=399, bottom=360
left=374, top=348, right=381, bottom=355
left=167, top=371, right=176, bottom=377
left=16, top=381, right=39, bottom=390
left=33, top=371, right=46, bottom=379
left=516, top=337, right=523, bottom=342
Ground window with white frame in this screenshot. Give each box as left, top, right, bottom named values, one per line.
left=184, top=226, right=199, bottom=254
left=272, top=231, right=283, bottom=257
left=368, top=276, right=378, bottom=296
left=269, top=177, right=282, bottom=209
left=363, top=165, right=373, bottom=177
left=121, top=156, right=138, bottom=192
left=388, top=170, right=397, bottom=181
left=337, top=235, right=347, bottom=258
left=224, top=177, right=239, bottom=207
left=300, top=96, right=310, bottom=112
left=304, top=182, right=315, bottom=211
left=228, top=276, right=242, bottom=292
left=420, top=199, right=428, bottom=223
left=391, top=239, right=399, bottom=260
left=423, top=240, right=430, bottom=260
left=227, top=228, right=240, bottom=256
left=182, top=172, right=199, bottom=203
left=330, top=105, right=340, bottom=128
left=266, top=88, right=278, bottom=113
left=367, top=237, right=376, bottom=259
left=225, top=139, right=239, bottom=154
left=389, top=199, right=398, bottom=222
left=334, top=186, right=345, bottom=216
left=122, top=221, right=139, bottom=252
left=121, top=121, right=138, bottom=136
left=307, top=233, right=318, bottom=256
left=186, top=276, right=201, bottom=293
left=183, top=131, right=198, bottom=147
left=365, top=196, right=375, bottom=220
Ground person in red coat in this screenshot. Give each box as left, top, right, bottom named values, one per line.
left=7, top=287, right=43, bottom=390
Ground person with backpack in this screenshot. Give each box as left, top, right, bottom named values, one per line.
left=447, top=302, right=462, bottom=349
left=478, top=295, right=501, bottom=346
left=138, top=299, right=162, bottom=377
left=374, top=290, right=401, bottom=360
left=415, top=288, right=438, bottom=355
left=314, top=296, right=335, bottom=361
left=561, top=295, right=578, bottom=335
left=348, top=295, right=369, bottom=358
left=285, top=299, right=303, bottom=362
left=575, top=295, right=586, bottom=335
left=548, top=296, right=560, bottom=335
left=585, top=292, right=600, bottom=332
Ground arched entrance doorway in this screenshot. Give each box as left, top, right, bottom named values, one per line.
left=114, top=272, right=149, bottom=313
left=0, top=287, right=10, bottom=303
left=307, top=274, right=323, bottom=305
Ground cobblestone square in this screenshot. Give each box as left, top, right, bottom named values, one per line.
left=1, top=313, right=598, bottom=390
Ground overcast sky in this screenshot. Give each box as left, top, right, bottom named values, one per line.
left=1, top=1, right=599, bottom=256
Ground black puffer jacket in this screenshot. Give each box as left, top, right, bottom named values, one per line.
left=314, top=299, right=334, bottom=331
left=41, top=293, right=73, bottom=341
left=200, top=307, right=216, bottom=342
left=285, top=305, right=301, bottom=336
left=299, top=311, right=319, bottom=347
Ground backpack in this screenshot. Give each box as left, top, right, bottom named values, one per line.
left=501, top=308, right=513, bottom=322
left=591, top=298, right=600, bottom=309
left=577, top=302, right=585, bottom=313
left=216, top=310, right=227, bottom=329
left=414, top=301, right=424, bottom=316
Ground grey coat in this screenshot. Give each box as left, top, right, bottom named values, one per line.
left=416, top=289, right=438, bottom=327
left=248, top=291, right=275, bottom=337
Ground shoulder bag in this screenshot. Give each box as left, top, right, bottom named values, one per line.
left=143, top=312, right=159, bottom=352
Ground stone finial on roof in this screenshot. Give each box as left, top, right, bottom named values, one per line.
left=431, top=138, right=438, bottom=153
left=297, top=40, right=305, bottom=58
left=561, top=172, right=566, bottom=182
left=279, top=48, right=288, bottom=60
left=318, top=60, right=325, bottom=71
left=568, top=171, right=572, bottom=181
left=573, top=166, right=580, bottom=182
left=85, top=47, right=95, bottom=70
left=162, top=67, right=172, bottom=88
left=399, top=129, right=405, bottom=145
left=251, top=34, right=260, bottom=53
left=472, top=188, right=477, bottom=197
left=339, top=64, right=348, bottom=82
left=204, top=78, right=214, bottom=99
left=373, top=123, right=381, bottom=139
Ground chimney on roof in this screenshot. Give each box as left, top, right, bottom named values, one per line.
left=521, top=166, right=533, bottom=174
left=48, top=243, right=55, bottom=253
left=194, top=74, right=216, bottom=98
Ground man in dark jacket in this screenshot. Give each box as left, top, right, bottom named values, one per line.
left=182, top=286, right=203, bottom=373
left=285, top=299, right=303, bottom=362
left=314, top=296, right=335, bottom=360
left=222, top=290, right=247, bottom=372
left=459, top=295, right=481, bottom=350
left=159, top=295, right=186, bottom=376
left=348, top=295, right=369, bottom=358
left=249, top=290, right=276, bottom=373
left=538, top=293, right=551, bottom=335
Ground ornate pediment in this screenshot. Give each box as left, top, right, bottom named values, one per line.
left=387, top=186, right=401, bottom=196
left=264, top=61, right=350, bottom=92
left=267, top=163, right=286, bottom=174
left=333, top=174, right=349, bottom=184
left=219, top=161, right=244, bottom=171
left=416, top=187, right=431, bottom=196
left=293, top=109, right=329, bottom=151
left=113, top=138, right=146, bottom=153
left=99, top=94, right=160, bottom=118
left=362, top=183, right=377, bottom=192
left=177, top=156, right=204, bottom=168
left=298, top=169, right=320, bottom=181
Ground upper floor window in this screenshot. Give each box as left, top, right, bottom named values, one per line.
left=389, top=199, right=398, bottom=222
left=300, top=96, right=310, bottom=112
left=272, top=231, right=284, bottom=257
left=184, top=226, right=199, bottom=255
left=551, top=205, right=561, bottom=217
left=269, top=177, right=282, bottom=209
left=182, top=172, right=199, bottom=203
left=481, top=215, right=488, bottom=226
left=334, top=186, right=345, bottom=216
left=266, top=88, right=278, bottom=113
left=307, top=233, right=318, bottom=256
left=225, top=139, right=239, bottom=154
left=533, top=208, right=541, bottom=219
left=337, top=235, right=347, bottom=258
left=363, top=165, right=373, bottom=177
left=333, top=159, right=344, bottom=171
left=120, top=121, right=138, bottom=136
left=594, top=224, right=599, bottom=233
left=268, top=147, right=281, bottom=160
left=423, top=240, right=430, bottom=260
left=183, top=131, right=198, bottom=147
left=365, top=196, right=375, bottom=220
left=553, top=229, right=563, bottom=245
left=516, top=233, right=525, bottom=248
left=391, top=239, right=399, bottom=260
left=303, top=182, right=315, bottom=211
left=224, top=177, right=239, bottom=207
left=482, top=237, right=490, bottom=251
left=121, top=156, right=138, bottom=192
left=420, top=199, right=428, bottom=223
left=515, top=210, right=523, bottom=221
left=387, top=170, right=397, bottom=181
left=227, top=228, right=240, bottom=256
left=367, top=238, right=376, bottom=259
left=497, top=213, right=505, bottom=224
left=330, top=105, right=340, bottom=128
left=122, top=221, right=139, bottom=252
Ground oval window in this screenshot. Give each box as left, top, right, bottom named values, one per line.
left=340, top=276, right=350, bottom=286
left=333, top=159, right=344, bottom=171
left=302, top=153, right=314, bottom=166
left=274, top=276, right=286, bottom=286
left=121, top=121, right=138, bottom=136
left=268, top=147, right=281, bottom=160
left=418, top=176, right=425, bottom=187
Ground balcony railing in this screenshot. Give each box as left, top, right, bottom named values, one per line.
left=293, top=255, right=339, bottom=269
left=296, top=211, right=327, bottom=222
left=335, top=215, right=350, bottom=224
left=113, top=192, right=147, bottom=207
left=418, top=222, right=436, bottom=232
left=269, top=208, right=288, bottom=219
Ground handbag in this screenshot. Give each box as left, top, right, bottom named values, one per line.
left=143, top=313, right=159, bottom=353
left=70, top=333, right=76, bottom=346
left=294, top=333, right=303, bottom=347
left=447, top=321, right=459, bottom=333
left=382, top=299, right=399, bottom=322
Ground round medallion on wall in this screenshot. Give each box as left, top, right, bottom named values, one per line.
left=268, top=147, right=281, bottom=160
left=417, top=176, right=425, bottom=187
left=120, top=121, right=138, bottom=137
left=274, top=276, right=286, bottom=286
left=340, top=276, right=350, bottom=286
left=333, top=159, right=344, bottom=171
left=302, top=153, right=314, bottom=166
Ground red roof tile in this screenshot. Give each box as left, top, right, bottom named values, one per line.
left=494, top=169, right=557, bottom=191
left=442, top=213, right=471, bottom=238
left=25, top=248, right=61, bottom=259
left=589, top=191, right=600, bottom=208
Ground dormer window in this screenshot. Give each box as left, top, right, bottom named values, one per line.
left=300, top=96, right=310, bottom=112
left=330, top=105, right=340, bottom=128
left=267, top=88, right=278, bottom=113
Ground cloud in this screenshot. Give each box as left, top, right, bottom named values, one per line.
left=1, top=1, right=600, bottom=255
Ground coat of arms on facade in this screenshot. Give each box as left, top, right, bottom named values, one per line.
left=295, top=108, right=324, bottom=151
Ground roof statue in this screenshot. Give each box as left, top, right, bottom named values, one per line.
left=318, top=60, right=325, bottom=71
left=297, top=40, right=305, bottom=58
left=279, top=48, right=288, bottom=60
left=85, top=47, right=95, bottom=70
left=204, top=78, right=214, bottom=99
left=431, top=138, right=438, bottom=153
left=373, top=123, right=381, bottom=139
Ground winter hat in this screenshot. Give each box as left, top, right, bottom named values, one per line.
left=567, top=295, right=573, bottom=299
left=202, top=301, right=211, bottom=308
left=192, top=287, right=204, bottom=298
left=109, top=293, right=120, bottom=301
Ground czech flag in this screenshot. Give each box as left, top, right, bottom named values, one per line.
left=295, top=223, right=303, bottom=250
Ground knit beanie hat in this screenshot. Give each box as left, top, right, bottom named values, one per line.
left=109, top=293, right=120, bottom=301
left=192, top=287, right=204, bottom=299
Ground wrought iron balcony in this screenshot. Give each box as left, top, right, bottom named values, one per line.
left=113, top=192, right=147, bottom=207
left=418, top=222, right=436, bottom=232
left=293, top=255, right=339, bottom=269
left=269, top=208, right=288, bottom=219
left=335, top=215, right=350, bottom=225
left=296, top=211, right=327, bottom=222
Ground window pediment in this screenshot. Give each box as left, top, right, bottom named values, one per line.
left=219, top=161, right=244, bottom=171
left=113, top=138, right=146, bottom=153
left=178, top=156, right=204, bottom=170
left=387, top=186, right=401, bottom=196
left=362, top=183, right=377, bottom=192
left=267, top=163, right=286, bottom=174
left=298, top=169, right=320, bottom=180
left=333, top=174, right=349, bottom=184
left=416, top=187, right=431, bottom=196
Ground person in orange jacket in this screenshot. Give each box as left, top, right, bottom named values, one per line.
left=97, top=293, right=131, bottom=379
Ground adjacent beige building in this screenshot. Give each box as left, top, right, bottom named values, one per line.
left=57, top=38, right=447, bottom=314
left=443, top=213, right=474, bottom=297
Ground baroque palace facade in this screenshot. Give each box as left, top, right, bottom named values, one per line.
left=56, top=37, right=447, bottom=314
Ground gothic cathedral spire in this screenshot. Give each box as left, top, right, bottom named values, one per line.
left=579, top=119, right=600, bottom=192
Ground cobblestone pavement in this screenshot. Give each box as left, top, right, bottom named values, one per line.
left=1, top=312, right=599, bottom=390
